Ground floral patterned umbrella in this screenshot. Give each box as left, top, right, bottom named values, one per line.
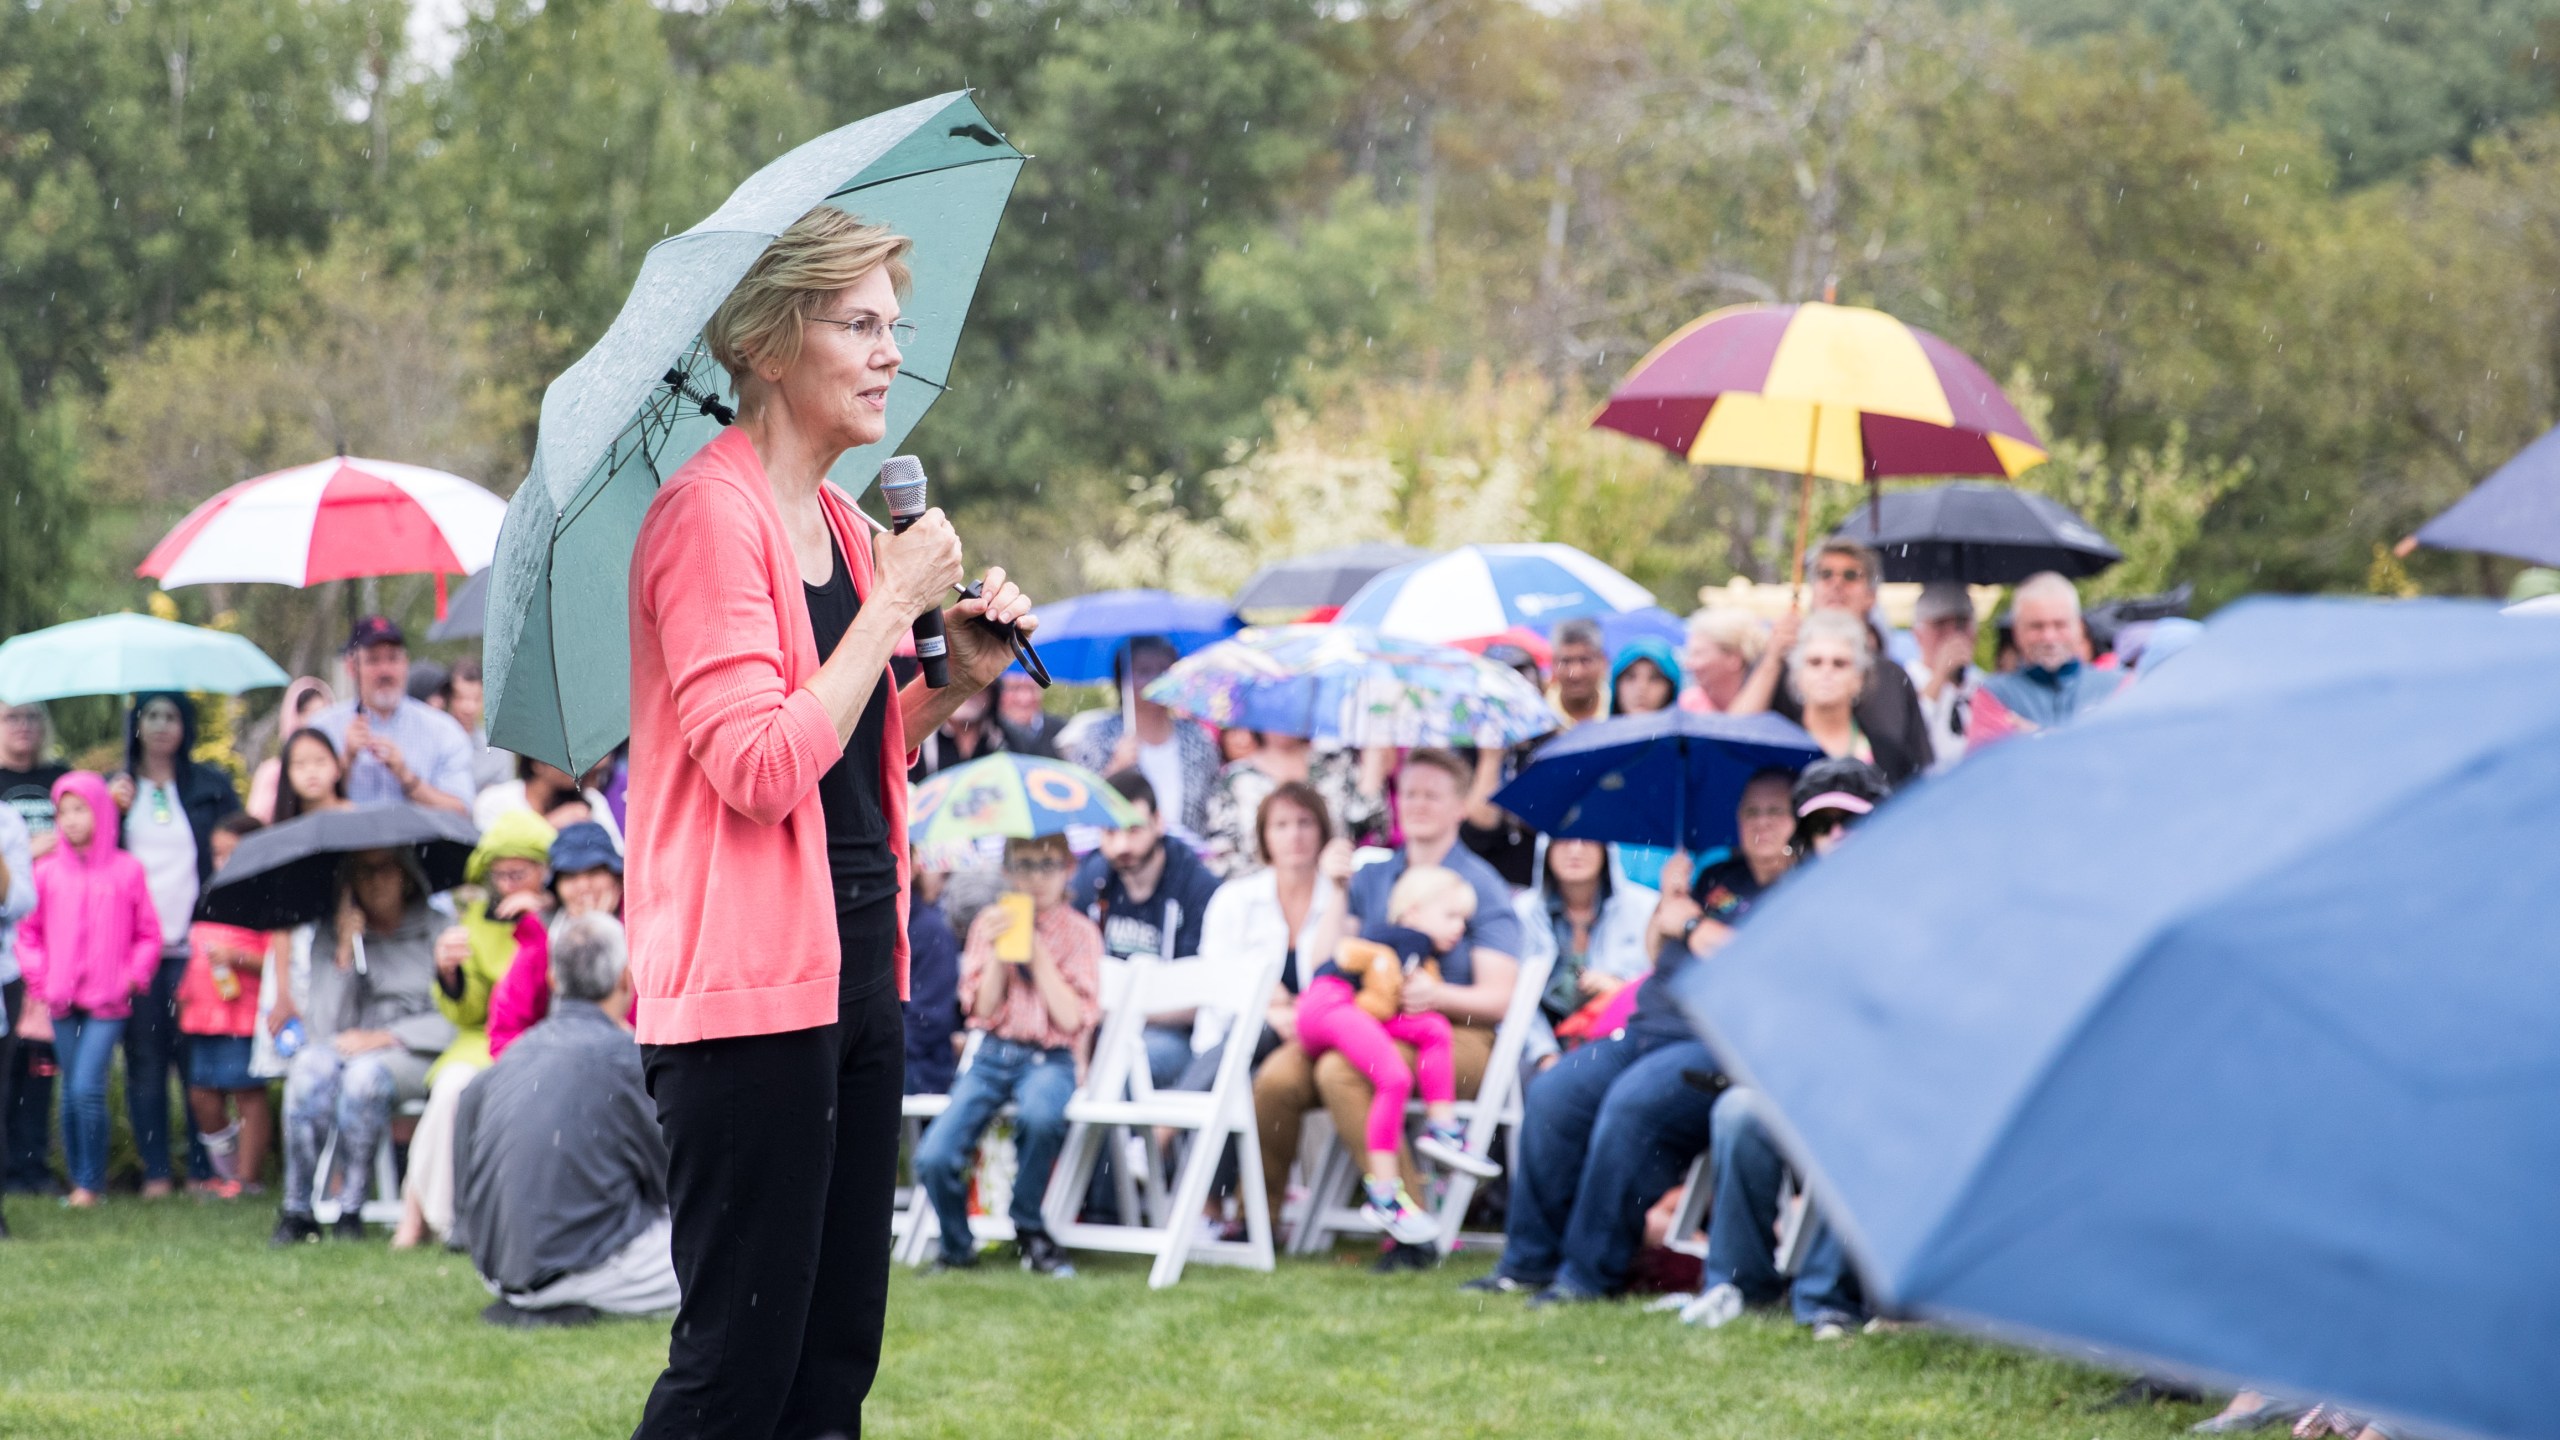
left=1143, top=624, right=1559, bottom=749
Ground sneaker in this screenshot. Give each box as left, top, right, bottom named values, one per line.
left=1360, top=1184, right=1441, bottom=1246
left=1811, top=1319, right=1851, bottom=1341
left=1017, top=1229, right=1076, bottom=1278
left=1457, top=1272, right=1536, bottom=1297
left=1524, top=1281, right=1604, bottom=1310
left=1645, top=1291, right=1699, bottom=1314
left=1679, top=1282, right=1746, bottom=1329
left=330, top=1213, right=368, bottom=1243
left=1415, top=1126, right=1502, bottom=1180
left=1370, top=1238, right=1439, bottom=1275
left=271, top=1211, right=323, bottom=1247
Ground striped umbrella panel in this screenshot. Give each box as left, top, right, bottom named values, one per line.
left=1333, top=544, right=1659, bottom=643
left=141, top=456, right=508, bottom=587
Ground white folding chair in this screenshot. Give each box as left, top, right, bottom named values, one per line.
left=1040, top=945, right=1286, bottom=1288
left=896, top=1030, right=1022, bottom=1265
left=1288, top=946, right=1555, bottom=1256
left=311, top=1096, right=425, bottom=1227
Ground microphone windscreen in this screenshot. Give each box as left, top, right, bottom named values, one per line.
left=878, top=455, right=928, bottom=519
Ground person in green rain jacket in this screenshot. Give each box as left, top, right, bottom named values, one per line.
left=391, top=808, right=555, bottom=1248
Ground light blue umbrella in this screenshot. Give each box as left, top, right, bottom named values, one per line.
left=483, top=93, right=1026, bottom=772
left=0, top=613, right=289, bottom=704
left=1672, top=598, right=2560, bottom=1440
left=1028, top=589, right=1240, bottom=685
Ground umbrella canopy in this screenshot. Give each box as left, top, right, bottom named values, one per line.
left=139, top=455, right=506, bottom=589
left=1831, top=481, right=2120, bottom=584
left=1232, top=543, right=1432, bottom=618
left=200, top=803, right=480, bottom=931
left=1531, top=604, right=1688, bottom=660
left=907, top=753, right=1140, bottom=862
left=1670, top=598, right=2560, bottom=1440
left=427, top=568, right=490, bottom=642
left=483, top=93, right=1026, bottom=773
left=0, top=614, right=288, bottom=705
left=1334, top=544, right=1658, bottom=645
left=2411, top=421, right=2560, bottom=568
left=1143, top=624, right=1559, bottom=749
left=1593, top=301, right=2043, bottom=590
left=1028, top=590, right=1240, bottom=685
left=1490, top=709, right=1821, bottom=853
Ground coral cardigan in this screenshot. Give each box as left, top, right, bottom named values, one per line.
left=626, top=427, right=912, bottom=1044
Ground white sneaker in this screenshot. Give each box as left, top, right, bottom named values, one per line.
left=1415, top=1128, right=1502, bottom=1179
left=1680, top=1282, right=1746, bottom=1329
left=1645, top=1291, right=1699, bottom=1314
left=1361, top=1185, right=1442, bottom=1246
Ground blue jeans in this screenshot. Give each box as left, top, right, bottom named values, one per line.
left=54, top=1013, right=127, bottom=1194
left=1497, top=1029, right=1720, bottom=1296
left=123, top=948, right=198, bottom=1183
left=913, top=1036, right=1078, bottom=1264
left=1141, top=1024, right=1193, bottom=1090
left=1704, top=1087, right=1862, bottom=1325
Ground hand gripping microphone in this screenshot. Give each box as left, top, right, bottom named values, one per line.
left=877, top=456, right=951, bottom=689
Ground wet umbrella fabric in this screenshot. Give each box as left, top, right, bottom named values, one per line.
left=1232, top=543, right=1432, bottom=618
left=1027, top=590, right=1240, bottom=685
left=1831, top=481, right=2120, bottom=584
left=2412, top=420, right=2560, bottom=568
left=428, top=568, right=490, bottom=642
left=0, top=614, right=289, bottom=705
left=1670, top=598, right=2560, bottom=1440
left=1490, top=709, right=1821, bottom=855
left=482, top=92, right=1026, bottom=773
left=200, top=803, right=480, bottom=931
left=1144, top=624, right=1558, bottom=749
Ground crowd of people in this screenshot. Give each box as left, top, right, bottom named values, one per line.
left=0, top=537, right=2196, bottom=1347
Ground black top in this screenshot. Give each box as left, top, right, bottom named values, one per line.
left=1313, top=920, right=1441, bottom=990
left=1626, top=856, right=1776, bottom=1039
left=0, top=762, right=69, bottom=838
left=804, top=534, right=899, bottom=998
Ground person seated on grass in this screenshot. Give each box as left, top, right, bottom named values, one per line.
left=1254, top=748, right=1524, bottom=1273
left=1681, top=759, right=1893, bottom=1338
left=1463, top=768, right=1800, bottom=1307
left=273, top=849, right=455, bottom=1246
left=178, top=812, right=277, bottom=1199
left=454, top=914, right=675, bottom=1328
left=1298, top=866, right=1504, bottom=1246
left=912, top=833, right=1102, bottom=1278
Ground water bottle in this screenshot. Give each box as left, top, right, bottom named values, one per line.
left=273, top=1017, right=305, bottom=1061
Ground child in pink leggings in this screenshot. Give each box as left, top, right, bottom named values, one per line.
left=1295, top=865, right=1502, bottom=1244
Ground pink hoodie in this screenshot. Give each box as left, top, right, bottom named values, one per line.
left=16, top=772, right=162, bottom=1020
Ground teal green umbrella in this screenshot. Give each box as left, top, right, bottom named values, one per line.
left=0, top=613, right=289, bottom=704
left=484, top=92, right=1026, bottom=772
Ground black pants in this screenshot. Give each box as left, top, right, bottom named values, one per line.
left=635, top=973, right=906, bottom=1440
left=0, top=977, right=19, bottom=1208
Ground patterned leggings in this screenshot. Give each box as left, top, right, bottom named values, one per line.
left=282, top=1048, right=402, bottom=1216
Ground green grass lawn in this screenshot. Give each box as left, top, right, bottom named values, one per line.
left=0, top=1197, right=2213, bottom=1439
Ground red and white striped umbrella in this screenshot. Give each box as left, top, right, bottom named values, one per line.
left=140, top=455, right=507, bottom=593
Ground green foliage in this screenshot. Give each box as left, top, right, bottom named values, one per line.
left=0, top=346, right=89, bottom=640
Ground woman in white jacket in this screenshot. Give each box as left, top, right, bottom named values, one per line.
left=1176, top=780, right=1351, bottom=1091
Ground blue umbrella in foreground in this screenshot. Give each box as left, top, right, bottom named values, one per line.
left=1491, top=709, right=1821, bottom=854
left=483, top=93, right=1026, bottom=772
left=2411, top=422, right=2560, bottom=568
left=0, top=613, right=289, bottom=704
left=1672, top=598, right=2560, bottom=1440
left=1027, top=589, right=1240, bottom=685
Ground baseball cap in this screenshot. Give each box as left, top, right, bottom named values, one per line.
left=1791, top=756, right=1891, bottom=819
left=347, top=615, right=407, bottom=651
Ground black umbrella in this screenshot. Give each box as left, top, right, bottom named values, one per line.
left=1233, top=543, right=1432, bottom=617
left=426, top=568, right=490, bottom=642
left=201, top=803, right=479, bottom=931
left=1832, top=481, right=2120, bottom=584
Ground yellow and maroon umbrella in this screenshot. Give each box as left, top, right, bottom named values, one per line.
left=1593, top=301, right=2045, bottom=591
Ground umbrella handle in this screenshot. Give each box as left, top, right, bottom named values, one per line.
left=1789, top=404, right=1820, bottom=608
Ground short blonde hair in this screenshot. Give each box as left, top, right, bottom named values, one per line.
left=703, top=205, right=913, bottom=385
left=1686, top=606, right=1767, bottom=666
left=1386, top=865, right=1475, bottom=927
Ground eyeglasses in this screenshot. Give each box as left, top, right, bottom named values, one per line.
left=1813, top=566, right=1869, bottom=585
left=808, top=314, right=917, bottom=348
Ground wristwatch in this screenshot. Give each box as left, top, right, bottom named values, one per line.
left=1679, top=915, right=1705, bottom=944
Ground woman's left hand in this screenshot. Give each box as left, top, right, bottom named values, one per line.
left=944, top=566, right=1038, bottom=692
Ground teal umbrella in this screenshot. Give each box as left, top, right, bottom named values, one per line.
left=484, top=92, right=1026, bottom=772
left=0, top=613, right=289, bottom=704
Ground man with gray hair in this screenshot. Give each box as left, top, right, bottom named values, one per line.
left=1548, top=619, right=1608, bottom=727
left=1905, top=582, right=1983, bottom=774
left=1970, top=572, right=2119, bottom=748
left=453, top=914, right=676, bottom=1326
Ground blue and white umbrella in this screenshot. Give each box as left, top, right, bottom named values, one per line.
left=1335, top=543, right=1659, bottom=644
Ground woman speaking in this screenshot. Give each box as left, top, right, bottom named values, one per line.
left=626, top=206, right=1033, bottom=1440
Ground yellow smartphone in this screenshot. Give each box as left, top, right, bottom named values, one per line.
left=993, top=892, right=1036, bottom=964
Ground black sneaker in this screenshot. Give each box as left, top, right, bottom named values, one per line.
left=330, top=1213, right=368, bottom=1243
left=1017, top=1229, right=1076, bottom=1278
left=1370, top=1238, right=1440, bottom=1275
left=481, top=1300, right=599, bottom=1329
left=1457, top=1273, right=1535, bottom=1297
left=271, top=1210, right=323, bottom=1247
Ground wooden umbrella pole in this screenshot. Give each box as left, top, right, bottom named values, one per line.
left=1790, top=404, right=1822, bottom=606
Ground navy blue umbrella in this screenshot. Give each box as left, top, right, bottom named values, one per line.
left=2414, top=423, right=2560, bottom=568
left=1490, top=709, right=1821, bottom=855
left=1671, top=598, right=2560, bottom=1440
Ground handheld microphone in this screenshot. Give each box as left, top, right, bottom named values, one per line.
left=877, top=455, right=951, bottom=689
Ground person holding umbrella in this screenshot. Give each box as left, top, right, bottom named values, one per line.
left=310, top=617, right=476, bottom=815
left=622, top=206, right=1033, bottom=1440
left=1728, top=538, right=1934, bottom=783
